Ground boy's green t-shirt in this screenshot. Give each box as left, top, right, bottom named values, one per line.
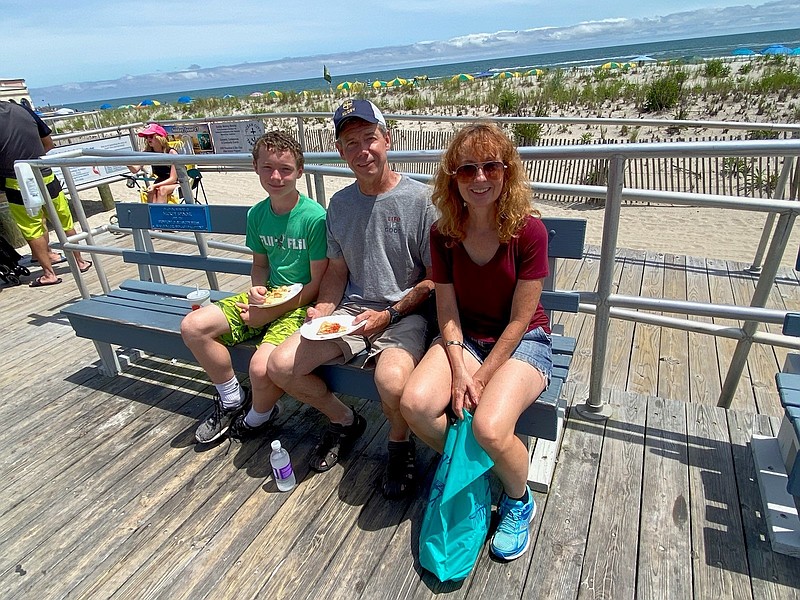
left=245, top=193, right=327, bottom=287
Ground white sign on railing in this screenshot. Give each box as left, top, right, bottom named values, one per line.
left=48, top=136, right=133, bottom=186
left=209, top=120, right=265, bottom=154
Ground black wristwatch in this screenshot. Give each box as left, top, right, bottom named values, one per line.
left=386, top=306, right=402, bottom=325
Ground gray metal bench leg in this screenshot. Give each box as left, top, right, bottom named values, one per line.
left=93, top=340, right=122, bottom=377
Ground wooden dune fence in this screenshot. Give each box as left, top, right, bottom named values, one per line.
left=300, top=128, right=790, bottom=204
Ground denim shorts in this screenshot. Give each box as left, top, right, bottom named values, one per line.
left=460, top=327, right=553, bottom=385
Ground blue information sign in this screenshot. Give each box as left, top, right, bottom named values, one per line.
left=148, top=204, right=211, bottom=231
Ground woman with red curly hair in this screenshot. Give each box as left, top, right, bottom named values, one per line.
left=401, top=122, right=552, bottom=561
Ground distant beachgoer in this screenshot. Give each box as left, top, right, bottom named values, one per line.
left=127, top=123, right=179, bottom=204
left=268, top=99, right=437, bottom=498
left=400, top=122, right=552, bottom=561
left=0, top=100, right=93, bottom=287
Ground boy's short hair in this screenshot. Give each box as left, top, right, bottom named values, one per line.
left=251, top=131, right=304, bottom=169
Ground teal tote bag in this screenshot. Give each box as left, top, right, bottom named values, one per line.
left=419, top=410, right=494, bottom=582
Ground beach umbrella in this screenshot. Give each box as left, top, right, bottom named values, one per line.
left=267, top=90, right=283, bottom=99
left=451, top=73, right=474, bottom=82
left=493, top=71, right=518, bottom=79
left=792, top=48, right=800, bottom=55
left=54, top=107, right=76, bottom=115
left=731, top=47, right=756, bottom=56
left=223, top=94, right=235, bottom=99
left=177, top=96, right=192, bottom=104
left=137, top=99, right=159, bottom=107
left=388, top=77, right=408, bottom=87
left=249, top=91, right=263, bottom=97
left=337, top=81, right=354, bottom=90
left=413, top=75, right=429, bottom=83
left=632, top=55, right=656, bottom=63
left=118, top=104, right=134, bottom=109
left=523, top=69, right=544, bottom=77
left=99, top=103, right=113, bottom=110
left=372, top=80, right=388, bottom=88
left=600, top=62, right=622, bottom=70
left=763, top=44, right=791, bottom=55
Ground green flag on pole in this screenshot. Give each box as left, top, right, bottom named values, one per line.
left=323, top=65, right=332, bottom=84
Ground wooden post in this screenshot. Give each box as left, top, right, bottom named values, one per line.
left=97, top=184, right=116, bottom=211
left=0, top=197, right=25, bottom=248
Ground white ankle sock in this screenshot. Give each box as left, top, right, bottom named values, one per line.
left=245, top=406, right=274, bottom=427
left=215, top=376, right=243, bottom=409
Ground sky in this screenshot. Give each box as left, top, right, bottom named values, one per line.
left=5, top=0, right=799, bottom=103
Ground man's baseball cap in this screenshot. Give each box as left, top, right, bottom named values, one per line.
left=333, top=100, right=386, bottom=138
left=138, top=123, right=167, bottom=137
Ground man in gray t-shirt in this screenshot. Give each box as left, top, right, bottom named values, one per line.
left=270, top=100, right=436, bottom=499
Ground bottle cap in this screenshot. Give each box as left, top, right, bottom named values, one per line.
left=271, top=440, right=282, bottom=451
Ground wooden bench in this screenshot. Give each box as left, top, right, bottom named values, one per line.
left=62, top=202, right=586, bottom=490
left=750, top=312, right=800, bottom=557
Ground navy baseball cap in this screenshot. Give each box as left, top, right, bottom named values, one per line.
left=333, top=99, right=386, bottom=138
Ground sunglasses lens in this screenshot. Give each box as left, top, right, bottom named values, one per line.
left=483, top=162, right=505, bottom=179
left=454, top=164, right=478, bottom=180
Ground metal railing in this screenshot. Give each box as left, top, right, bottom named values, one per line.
left=18, top=135, right=800, bottom=416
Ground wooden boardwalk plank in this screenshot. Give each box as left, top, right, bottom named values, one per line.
left=685, top=255, right=723, bottom=405
left=658, top=254, right=690, bottom=402
left=686, top=403, right=753, bottom=599
left=637, top=396, right=692, bottom=600
left=578, top=390, right=646, bottom=600
left=629, top=251, right=665, bottom=396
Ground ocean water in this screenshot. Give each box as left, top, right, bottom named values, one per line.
left=72, top=28, right=800, bottom=112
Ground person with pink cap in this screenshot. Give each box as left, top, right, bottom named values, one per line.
left=128, top=123, right=179, bottom=204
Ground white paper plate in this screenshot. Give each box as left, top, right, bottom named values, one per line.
left=300, top=315, right=364, bottom=340
left=249, top=283, right=303, bottom=308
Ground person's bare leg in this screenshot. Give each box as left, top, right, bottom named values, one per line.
left=374, top=347, right=417, bottom=443
left=27, top=235, right=58, bottom=283
left=180, top=305, right=237, bottom=384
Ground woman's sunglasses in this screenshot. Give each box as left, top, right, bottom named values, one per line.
left=450, top=161, right=506, bottom=182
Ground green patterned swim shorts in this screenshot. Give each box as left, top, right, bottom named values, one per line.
left=215, top=291, right=308, bottom=347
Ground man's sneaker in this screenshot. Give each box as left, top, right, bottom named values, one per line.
left=195, top=386, right=250, bottom=444
left=229, top=403, right=281, bottom=441
left=490, top=486, right=536, bottom=560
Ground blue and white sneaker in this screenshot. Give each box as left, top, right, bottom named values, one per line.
left=490, top=486, right=536, bottom=560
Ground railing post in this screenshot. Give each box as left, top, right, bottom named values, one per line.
left=59, top=166, right=111, bottom=296
left=296, top=116, right=315, bottom=200
left=575, top=155, right=625, bottom=421
left=718, top=210, right=797, bottom=408
left=749, top=153, right=796, bottom=273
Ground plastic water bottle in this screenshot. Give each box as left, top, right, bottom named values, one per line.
left=270, top=440, right=296, bottom=492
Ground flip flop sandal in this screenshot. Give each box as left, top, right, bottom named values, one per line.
left=29, top=276, right=62, bottom=288
left=381, top=438, right=416, bottom=499
left=309, top=412, right=367, bottom=472
left=79, top=261, right=93, bottom=273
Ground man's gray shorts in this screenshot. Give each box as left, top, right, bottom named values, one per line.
left=327, top=303, right=428, bottom=366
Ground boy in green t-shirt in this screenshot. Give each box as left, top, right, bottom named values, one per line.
left=181, top=131, right=328, bottom=444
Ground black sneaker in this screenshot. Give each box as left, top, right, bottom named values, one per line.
left=195, top=386, right=250, bottom=444
left=381, top=438, right=416, bottom=499
left=229, top=403, right=281, bottom=441
left=309, top=411, right=367, bottom=472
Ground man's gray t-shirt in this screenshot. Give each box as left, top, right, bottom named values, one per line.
left=326, top=175, right=436, bottom=308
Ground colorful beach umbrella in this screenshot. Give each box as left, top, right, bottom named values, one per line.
left=99, top=103, right=113, bottom=110
left=267, top=90, right=283, bottom=99
left=372, top=80, right=388, bottom=88
left=731, top=47, right=756, bottom=56
left=632, top=55, right=656, bottom=63
left=249, top=91, right=263, bottom=97
left=177, top=96, right=192, bottom=104
left=223, top=94, right=235, bottom=99
left=388, top=77, right=408, bottom=87
left=451, top=73, right=474, bottom=82
left=494, top=71, right=519, bottom=79
left=523, top=69, right=544, bottom=77
left=337, top=81, right=354, bottom=90
left=763, top=44, right=791, bottom=55
left=600, top=62, right=622, bottom=70
left=792, top=48, right=800, bottom=55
